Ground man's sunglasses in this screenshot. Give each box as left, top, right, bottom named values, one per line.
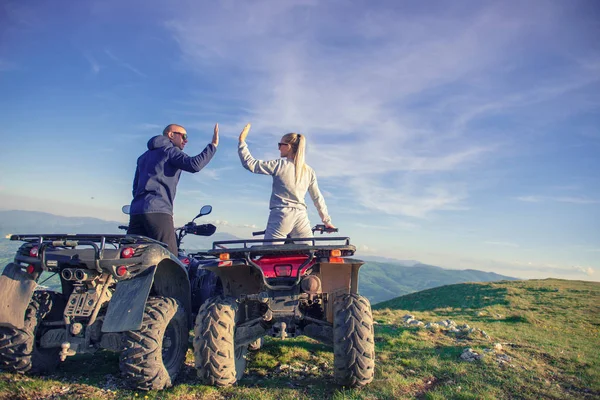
left=172, top=131, right=188, bottom=141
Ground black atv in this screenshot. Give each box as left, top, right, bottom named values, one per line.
left=192, top=226, right=375, bottom=387
left=0, top=206, right=216, bottom=390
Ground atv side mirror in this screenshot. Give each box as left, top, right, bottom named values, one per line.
left=199, top=205, right=212, bottom=217
left=121, top=205, right=131, bottom=215
left=192, top=205, right=212, bottom=223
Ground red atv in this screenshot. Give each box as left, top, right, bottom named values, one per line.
left=193, top=225, right=375, bottom=387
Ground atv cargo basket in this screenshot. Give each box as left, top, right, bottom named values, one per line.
left=208, top=236, right=356, bottom=258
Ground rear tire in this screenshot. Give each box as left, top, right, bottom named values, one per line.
left=0, top=291, right=62, bottom=374
left=333, top=294, right=375, bottom=387
left=119, top=296, right=188, bottom=390
left=193, top=296, right=247, bottom=386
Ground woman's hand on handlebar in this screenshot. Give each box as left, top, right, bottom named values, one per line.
left=312, top=224, right=338, bottom=234
left=324, top=222, right=336, bottom=230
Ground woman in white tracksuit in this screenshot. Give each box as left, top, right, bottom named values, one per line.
left=238, top=123, right=336, bottom=241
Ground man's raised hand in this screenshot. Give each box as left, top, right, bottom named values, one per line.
left=239, top=123, right=251, bottom=142
left=212, top=123, right=219, bottom=147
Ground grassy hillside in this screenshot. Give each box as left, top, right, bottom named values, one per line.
left=1, top=278, right=598, bottom=399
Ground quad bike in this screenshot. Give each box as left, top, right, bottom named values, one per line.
left=193, top=225, right=375, bottom=387
left=0, top=205, right=216, bottom=390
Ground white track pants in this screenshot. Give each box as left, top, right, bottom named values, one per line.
left=264, top=207, right=313, bottom=243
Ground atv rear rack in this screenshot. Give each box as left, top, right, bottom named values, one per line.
left=10, top=233, right=166, bottom=247
left=208, top=236, right=355, bottom=258
left=9, top=234, right=169, bottom=274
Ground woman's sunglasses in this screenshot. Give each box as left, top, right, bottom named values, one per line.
left=278, top=142, right=290, bottom=148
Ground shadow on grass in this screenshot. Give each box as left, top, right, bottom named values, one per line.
left=260, top=337, right=331, bottom=354
left=374, top=282, right=510, bottom=311
left=50, top=351, right=121, bottom=384
left=181, top=337, right=338, bottom=394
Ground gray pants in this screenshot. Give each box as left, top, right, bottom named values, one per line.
left=265, top=207, right=313, bottom=243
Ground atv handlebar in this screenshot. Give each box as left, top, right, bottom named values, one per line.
left=183, top=223, right=217, bottom=236
left=312, top=224, right=338, bottom=234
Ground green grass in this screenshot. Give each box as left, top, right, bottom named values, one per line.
left=1, top=278, right=598, bottom=399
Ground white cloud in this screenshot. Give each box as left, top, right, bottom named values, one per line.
left=104, top=49, right=147, bottom=78
left=191, top=166, right=234, bottom=182
left=136, top=123, right=163, bottom=131
left=164, top=1, right=600, bottom=218
left=516, top=196, right=543, bottom=203
left=84, top=53, right=102, bottom=74
left=516, top=195, right=599, bottom=204
left=198, top=169, right=220, bottom=181
left=178, top=189, right=207, bottom=198
left=573, top=266, right=595, bottom=276
left=208, top=220, right=257, bottom=229
left=555, top=197, right=600, bottom=205
left=350, top=177, right=468, bottom=218
left=354, top=222, right=417, bottom=230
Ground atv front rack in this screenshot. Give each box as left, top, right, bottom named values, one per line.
left=208, top=236, right=355, bottom=258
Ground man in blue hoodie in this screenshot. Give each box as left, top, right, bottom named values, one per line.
left=127, top=123, right=218, bottom=254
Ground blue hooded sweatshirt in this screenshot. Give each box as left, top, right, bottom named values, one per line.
left=130, top=135, right=217, bottom=215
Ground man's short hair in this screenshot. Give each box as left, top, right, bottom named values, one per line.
left=163, top=124, right=184, bottom=136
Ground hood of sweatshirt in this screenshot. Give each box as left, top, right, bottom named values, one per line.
left=147, top=135, right=173, bottom=150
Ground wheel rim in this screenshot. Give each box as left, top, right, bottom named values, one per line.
left=162, top=320, right=182, bottom=371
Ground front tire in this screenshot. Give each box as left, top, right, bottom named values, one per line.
left=119, top=296, right=188, bottom=390
left=193, top=296, right=247, bottom=386
left=333, top=294, right=375, bottom=387
left=0, top=291, right=62, bottom=374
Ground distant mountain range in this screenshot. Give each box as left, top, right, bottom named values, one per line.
left=0, top=210, right=517, bottom=304
left=0, top=210, right=237, bottom=250
left=0, top=210, right=124, bottom=235
left=358, top=261, right=517, bottom=304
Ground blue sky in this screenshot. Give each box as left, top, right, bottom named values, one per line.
left=1, top=0, right=599, bottom=280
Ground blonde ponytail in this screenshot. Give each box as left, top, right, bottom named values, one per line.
left=281, top=132, right=307, bottom=183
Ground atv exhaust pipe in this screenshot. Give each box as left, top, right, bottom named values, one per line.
left=74, top=269, right=94, bottom=281
left=61, top=268, right=74, bottom=281
left=61, top=269, right=96, bottom=281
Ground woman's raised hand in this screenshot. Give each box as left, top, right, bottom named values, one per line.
left=239, top=123, right=251, bottom=142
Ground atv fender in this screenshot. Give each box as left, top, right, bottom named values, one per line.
left=102, top=266, right=156, bottom=333
left=153, top=258, right=192, bottom=326
left=0, top=263, right=38, bottom=329
left=101, top=258, right=192, bottom=333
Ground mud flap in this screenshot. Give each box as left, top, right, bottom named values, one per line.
left=0, top=263, right=37, bottom=329
left=101, top=266, right=156, bottom=333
